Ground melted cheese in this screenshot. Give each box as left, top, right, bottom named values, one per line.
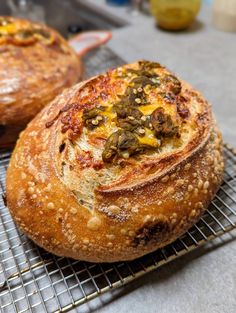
left=80, top=66, right=180, bottom=155
left=138, top=129, right=160, bottom=147
left=91, top=106, right=117, bottom=138
left=93, top=122, right=117, bottom=138
left=0, top=24, right=17, bottom=35
left=90, top=103, right=162, bottom=148
left=102, top=106, right=116, bottom=120
left=139, top=103, right=157, bottom=115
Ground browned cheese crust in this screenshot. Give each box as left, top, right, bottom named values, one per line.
left=6, top=61, right=224, bottom=262
left=0, top=16, right=82, bottom=147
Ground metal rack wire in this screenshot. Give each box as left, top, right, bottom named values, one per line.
left=0, top=48, right=236, bottom=313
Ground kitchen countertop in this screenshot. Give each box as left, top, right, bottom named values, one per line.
left=76, top=2, right=236, bottom=313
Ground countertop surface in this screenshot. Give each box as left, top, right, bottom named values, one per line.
left=77, top=1, right=236, bottom=313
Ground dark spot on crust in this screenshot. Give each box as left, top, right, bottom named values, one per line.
left=45, top=120, right=55, bottom=128
left=133, top=219, right=170, bottom=247
left=177, top=108, right=189, bottom=118
left=59, top=143, right=66, bottom=153
left=177, top=96, right=190, bottom=119
left=76, top=150, right=104, bottom=170
left=0, top=125, right=6, bottom=138
left=163, top=92, right=176, bottom=103
left=197, top=111, right=210, bottom=124
left=177, top=106, right=189, bottom=119
left=45, top=103, right=75, bottom=128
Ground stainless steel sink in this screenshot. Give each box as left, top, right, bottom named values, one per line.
left=0, top=0, right=127, bottom=37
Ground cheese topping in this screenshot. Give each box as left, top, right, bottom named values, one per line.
left=138, top=129, right=160, bottom=147
left=78, top=61, right=185, bottom=163
left=0, top=17, right=55, bottom=46
left=58, top=61, right=192, bottom=165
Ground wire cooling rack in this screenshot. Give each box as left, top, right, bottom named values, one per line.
left=1, top=47, right=236, bottom=313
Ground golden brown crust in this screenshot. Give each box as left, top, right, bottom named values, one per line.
left=6, top=61, right=224, bottom=262
left=0, top=16, right=82, bottom=148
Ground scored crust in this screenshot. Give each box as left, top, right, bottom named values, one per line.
left=0, top=16, right=82, bottom=147
left=6, top=61, right=224, bottom=262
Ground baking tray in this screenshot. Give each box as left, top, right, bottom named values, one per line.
left=1, top=46, right=236, bottom=313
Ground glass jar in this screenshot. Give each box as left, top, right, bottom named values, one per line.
left=150, top=0, right=201, bottom=30
left=213, top=0, right=236, bottom=32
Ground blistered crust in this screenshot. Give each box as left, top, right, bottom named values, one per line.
left=6, top=61, right=224, bottom=262
left=0, top=17, right=82, bottom=147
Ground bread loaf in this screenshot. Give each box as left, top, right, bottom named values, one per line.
left=6, top=61, right=224, bottom=262
left=0, top=16, right=82, bottom=147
